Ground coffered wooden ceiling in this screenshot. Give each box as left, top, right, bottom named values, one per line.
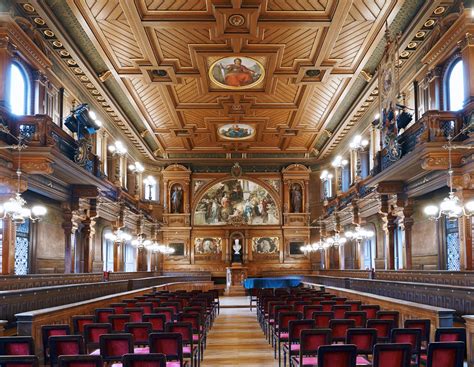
left=42, top=0, right=408, bottom=160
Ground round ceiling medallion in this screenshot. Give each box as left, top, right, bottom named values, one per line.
left=228, top=14, right=245, bottom=27
left=424, top=19, right=435, bottom=28
left=415, top=31, right=426, bottom=39
left=59, top=50, right=70, bottom=57
left=34, top=17, right=45, bottom=25
left=43, top=29, right=55, bottom=37
left=23, top=4, right=35, bottom=12
left=52, top=40, right=63, bottom=48
left=434, top=6, right=445, bottom=15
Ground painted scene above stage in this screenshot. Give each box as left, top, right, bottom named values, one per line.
left=194, top=179, right=279, bottom=225
left=218, top=124, right=255, bottom=140
left=208, top=56, right=265, bottom=90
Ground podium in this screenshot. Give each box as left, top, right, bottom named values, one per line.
left=225, top=264, right=248, bottom=296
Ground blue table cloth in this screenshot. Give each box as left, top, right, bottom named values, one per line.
left=243, top=276, right=302, bottom=289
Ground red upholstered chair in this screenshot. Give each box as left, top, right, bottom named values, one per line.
left=99, top=333, right=134, bottom=364
left=48, top=335, right=85, bottom=367
left=317, top=344, right=357, bottom=367
left=108, top=314, right=132, bottom=333
left=152, top=308, right=175, bottom=323
left=273, top=312, right=302, bottom=366
left=177, top=313, right=204, bottom=362
left=123, top=299, right=138, bottom=307
left=333, top=297, right=348, bottom=305
left=312, top=311, right=334, bottom=328
left=124, top=308, right=145, bottom=323
left=165, top=322, right=198, bottom=367
left=57, top=355, right=103, bottom=367
left=161, top=302, right=181, bottom=315
left=95, top=308, right=115, bottom=323
left=282, top=319, right=315, bottom=367
left=0, top=336, right=35, bottom=356
left=425, top=342, right=465, bottom=367
left=302, top=305, right=323, bottom=319
left=366, top=319, right=394, bottom=343
left=345, top=300, right=362, bottom=311
left=144, top=314, right=167, bottom=332
left=110, top=303, right=128, bottom=314
left=376, top=311, right=399, bottom=328
left=310, top=297, right=324, bottom=305
left=320, top=301, right=336, bottom=312
left=404, top=319, right=431, bottom=352
left=149, top=332, right=185, bottom=367
left=41, top=324, right=71, bottom=364
left=346, top=328, right=377, bottom=366
left=435, top=328, right=466, bottom=343
left=329, top=319, right=356, bottom=343
left=372, top=343, right=412, bottom=367
left=147, top=299, right=162, bottom=308
left=332, top=305, right=351, bottom=319
left=0, top=356, right=39, bottom=367
left=360, top=305, right=380, bottom=320
left=294, top=301, right=311, bottom=314
left=136, top=302, right=154, bottom=314
left=291, top=328, right=332, bottom=367
left=344, top=311, right=367, bottom=328
left=83, top=323, right=112, bottom=353
left=272, top=305, right=294, bottom=343
left=265, top=302, right=286, bottom=342
left=125, top=322, right=153, bottom=346
left=391, top=328, right=422, bottom=367
left=72, top=316, right=95, bottom=335
left=122, top=353, right=167, bottom=367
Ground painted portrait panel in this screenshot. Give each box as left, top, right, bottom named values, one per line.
left=195, top=237, right=222, bottom=254
left=194, top=179, right=279, bottom=226
left=252, top=237, right=279, bottom=254
left=208, top=56, right=265, bottom=90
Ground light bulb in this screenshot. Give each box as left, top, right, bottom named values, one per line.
left=4, top=199, right=21, bottom=213
left=361, top=139, right=369, bottom=146
left=88, top=111, right=97, bottom=120
left=108, top=145, right=116, bottom=153
left=465, top=200, right=474, bottom=213
left=31, top=205, right=47, bottom=216
left=424, top=205, right=439, bottom=217
left=374, top=113, right=380, bottom=120
left=95, top=120, right=102, bottom=128
left=345, top=231, right=354, bottom=238
left=339, top=237, right=347, bottom=244
left=320, top=170, right=328, bottom=179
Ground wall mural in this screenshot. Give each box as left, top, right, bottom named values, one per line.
left=194, top=179, right=279, bottom=225
left=195, top=237, right=222, bottom=254
left=208, top=56, right=265, bottom=90
left=252, top=237, right=279, bottom=254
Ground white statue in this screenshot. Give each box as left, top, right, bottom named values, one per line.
left=233, top=239, right=242, bottom=255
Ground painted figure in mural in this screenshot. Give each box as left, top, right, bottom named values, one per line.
left=291, top=184, right=302, bottom=213
left=224, top=58, right=256, bottom=87
left=171, top=185, right=183, bottom=213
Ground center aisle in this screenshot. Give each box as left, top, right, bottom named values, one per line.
left=202, top=296, right=279, bottom=367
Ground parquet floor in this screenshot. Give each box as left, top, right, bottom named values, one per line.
left=202, top=296, right=279, bottom=367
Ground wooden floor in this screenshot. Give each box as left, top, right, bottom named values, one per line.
left=202, top=296, right=278, bottom=367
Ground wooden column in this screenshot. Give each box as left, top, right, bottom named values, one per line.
left=82, top=199, right=97, bottom=273
left=403, top=199, right=414, bottom=270
left=386, top=212, right=397, bottom=270
left=0, top=36, right=13, bottom=109
left=113, top=240, right=123, bottom=272
left=461, top=33, right=474, bottom=107
left=61, top=203, right=74, bottom=273
left=2, top=217, right=15, bottom=275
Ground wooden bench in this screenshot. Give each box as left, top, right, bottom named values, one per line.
left=15, top=281, right=214, bottom=361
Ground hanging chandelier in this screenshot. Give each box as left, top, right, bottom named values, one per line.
left=424, top=133, right=474, bottom=220
left=301, top=233, right=347, bottom=253
left=0, top=126, right=47, bottom=224
left=131, top=233, right=153, bottom=249
left=105, top=229, right=132, bottom=243
left=344, top=226, right=375, bottom=241
left=148, top=242, right=175, bottom=254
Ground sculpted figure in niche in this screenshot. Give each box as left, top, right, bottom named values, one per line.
left=291, top=184, right=303, bottom=213
left=171, top=184, right=183, bottom=213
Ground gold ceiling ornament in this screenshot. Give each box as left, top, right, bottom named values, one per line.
left=99, top=70, right=112, bottom=82
left=360, top=70, right=373, bottom=82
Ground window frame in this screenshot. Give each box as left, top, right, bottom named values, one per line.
left=444, top=57, right=464, bottom=112
left=7, top=59, right=32, bottom=116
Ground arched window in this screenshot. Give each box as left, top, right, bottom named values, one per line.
left=7, top=62, right=30, bottom=115
left=446, top=59, right=464, bottom=111
left=124, top=242, right=137, bottom=272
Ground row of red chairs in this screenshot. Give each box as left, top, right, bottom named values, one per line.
left=0, top=289, right=219, bottom=367
left=254, top=287, right=466, bottom=367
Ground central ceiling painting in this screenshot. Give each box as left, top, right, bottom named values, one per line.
left=194, top=179, right=279, bottom=226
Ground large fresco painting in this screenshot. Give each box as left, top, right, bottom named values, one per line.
left=194, top=179, right=279, bottom=225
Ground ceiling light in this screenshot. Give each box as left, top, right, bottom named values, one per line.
left=108, top=141, right=127, bottom=155
left=129, top=161, right=144, bottom=173
left=332, top=155, right=349, bottom=168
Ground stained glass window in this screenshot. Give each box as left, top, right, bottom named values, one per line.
left=14, top=219, right=30, bottom=275
left=445, top=219, right=460, bottom=271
